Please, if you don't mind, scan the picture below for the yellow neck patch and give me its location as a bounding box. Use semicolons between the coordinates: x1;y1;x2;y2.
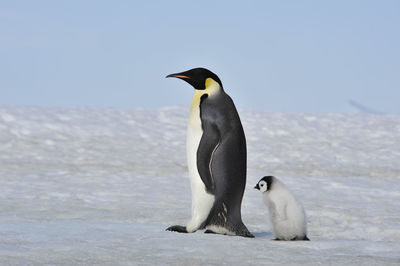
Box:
190;78;221;111
204;78;220;95
205;77;213;88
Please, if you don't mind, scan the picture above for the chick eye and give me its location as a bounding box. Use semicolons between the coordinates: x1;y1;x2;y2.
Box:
260;184;264;187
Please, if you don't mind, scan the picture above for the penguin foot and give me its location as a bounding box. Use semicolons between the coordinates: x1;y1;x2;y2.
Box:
166;225;188;233
273;236;310;241
290;235;310;241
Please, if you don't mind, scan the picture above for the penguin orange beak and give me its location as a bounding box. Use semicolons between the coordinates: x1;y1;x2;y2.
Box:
166;70;199;90
166;74;190;79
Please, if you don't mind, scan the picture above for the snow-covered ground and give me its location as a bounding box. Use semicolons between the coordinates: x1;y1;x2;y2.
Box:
1;106;400;265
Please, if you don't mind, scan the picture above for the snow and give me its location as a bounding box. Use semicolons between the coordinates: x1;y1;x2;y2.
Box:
1;105;400;265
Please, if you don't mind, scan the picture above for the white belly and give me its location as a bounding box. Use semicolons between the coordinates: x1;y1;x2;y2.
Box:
186;92;215;232
267;197;307;240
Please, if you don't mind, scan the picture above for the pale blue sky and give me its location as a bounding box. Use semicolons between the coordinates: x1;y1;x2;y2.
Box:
1;1;399;113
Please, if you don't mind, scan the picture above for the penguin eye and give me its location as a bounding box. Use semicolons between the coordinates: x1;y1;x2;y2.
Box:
260;183;264;187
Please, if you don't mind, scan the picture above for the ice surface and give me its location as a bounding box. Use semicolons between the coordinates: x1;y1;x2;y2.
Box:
0;106;400;265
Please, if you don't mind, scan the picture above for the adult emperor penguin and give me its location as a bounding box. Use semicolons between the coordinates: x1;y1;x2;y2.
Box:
166;67;253;238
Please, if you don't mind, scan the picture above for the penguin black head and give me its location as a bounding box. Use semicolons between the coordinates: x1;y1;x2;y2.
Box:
254;176;274;193
166;67;223;90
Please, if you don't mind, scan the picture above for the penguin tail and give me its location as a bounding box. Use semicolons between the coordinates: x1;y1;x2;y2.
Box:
234;222;254;238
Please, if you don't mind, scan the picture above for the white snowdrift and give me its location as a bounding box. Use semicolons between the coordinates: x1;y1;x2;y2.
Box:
0;106;399;265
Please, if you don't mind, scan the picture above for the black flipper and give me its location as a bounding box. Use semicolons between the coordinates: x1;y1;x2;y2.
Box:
166;225;188;233
197;96;221;194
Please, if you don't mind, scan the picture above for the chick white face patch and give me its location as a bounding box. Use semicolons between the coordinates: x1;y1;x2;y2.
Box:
258;180;268;192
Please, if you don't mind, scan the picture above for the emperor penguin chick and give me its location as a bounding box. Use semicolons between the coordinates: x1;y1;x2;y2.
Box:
255;176;309;241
